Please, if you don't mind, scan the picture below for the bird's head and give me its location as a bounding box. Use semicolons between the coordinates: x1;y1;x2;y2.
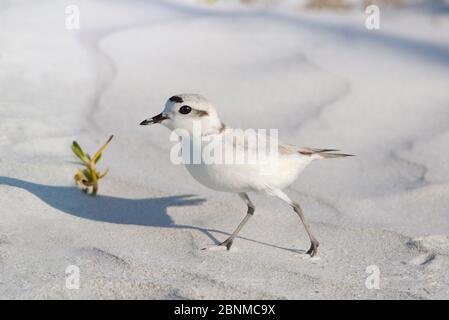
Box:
140;94;224;136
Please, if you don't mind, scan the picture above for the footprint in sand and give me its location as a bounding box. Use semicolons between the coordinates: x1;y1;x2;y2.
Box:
408;235;449;256
407;235;449;268
72;246;130;271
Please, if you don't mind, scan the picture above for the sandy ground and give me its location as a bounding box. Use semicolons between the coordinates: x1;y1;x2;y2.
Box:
1;0;449;299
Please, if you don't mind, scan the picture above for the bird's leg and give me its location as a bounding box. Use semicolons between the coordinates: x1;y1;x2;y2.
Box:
219;193;255;250
272;189;319;257
292;201;319;257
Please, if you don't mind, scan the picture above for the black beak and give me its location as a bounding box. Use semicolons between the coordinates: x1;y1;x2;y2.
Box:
140;113;169;126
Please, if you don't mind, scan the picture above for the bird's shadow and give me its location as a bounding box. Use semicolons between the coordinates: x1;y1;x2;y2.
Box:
0;176;220;240
0;176;305;254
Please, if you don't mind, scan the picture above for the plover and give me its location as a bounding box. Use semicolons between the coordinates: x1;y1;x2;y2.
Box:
140;94;352;256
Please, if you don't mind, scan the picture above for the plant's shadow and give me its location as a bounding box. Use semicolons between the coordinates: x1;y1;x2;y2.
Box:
0;176;304;254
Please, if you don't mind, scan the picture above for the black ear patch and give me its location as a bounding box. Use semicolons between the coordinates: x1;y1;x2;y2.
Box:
169;96;184;103
196;110;209;117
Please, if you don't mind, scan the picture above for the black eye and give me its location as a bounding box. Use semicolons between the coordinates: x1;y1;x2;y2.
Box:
179;105;192;115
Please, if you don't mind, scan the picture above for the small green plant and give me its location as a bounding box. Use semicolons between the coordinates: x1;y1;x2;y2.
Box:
71;135;114;196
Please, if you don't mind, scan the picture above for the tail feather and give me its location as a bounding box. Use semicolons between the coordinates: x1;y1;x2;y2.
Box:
298;147;354;158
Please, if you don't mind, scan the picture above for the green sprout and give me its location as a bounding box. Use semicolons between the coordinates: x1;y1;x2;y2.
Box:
71;135;114;196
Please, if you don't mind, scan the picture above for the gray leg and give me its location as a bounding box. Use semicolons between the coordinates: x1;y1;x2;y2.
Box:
219;193;255;250
292;201;319;257
272;189;319;257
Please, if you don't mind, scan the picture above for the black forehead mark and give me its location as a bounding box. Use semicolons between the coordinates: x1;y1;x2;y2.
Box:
169;96;183;103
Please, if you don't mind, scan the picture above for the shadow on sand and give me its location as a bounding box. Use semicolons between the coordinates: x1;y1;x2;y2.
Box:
0;176;304;254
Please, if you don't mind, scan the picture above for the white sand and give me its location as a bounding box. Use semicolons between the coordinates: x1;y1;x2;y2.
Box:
1;0;449;299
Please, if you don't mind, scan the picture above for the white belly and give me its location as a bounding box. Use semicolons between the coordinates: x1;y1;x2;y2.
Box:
185;155;311;193
185;162;259;192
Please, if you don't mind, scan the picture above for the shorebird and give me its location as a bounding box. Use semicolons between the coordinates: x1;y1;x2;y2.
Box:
140;94;352;256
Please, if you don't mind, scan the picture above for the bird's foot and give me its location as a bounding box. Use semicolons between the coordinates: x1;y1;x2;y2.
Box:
202;238;234;251
306;240;319;257
201;239;234;251
219;238;234;251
